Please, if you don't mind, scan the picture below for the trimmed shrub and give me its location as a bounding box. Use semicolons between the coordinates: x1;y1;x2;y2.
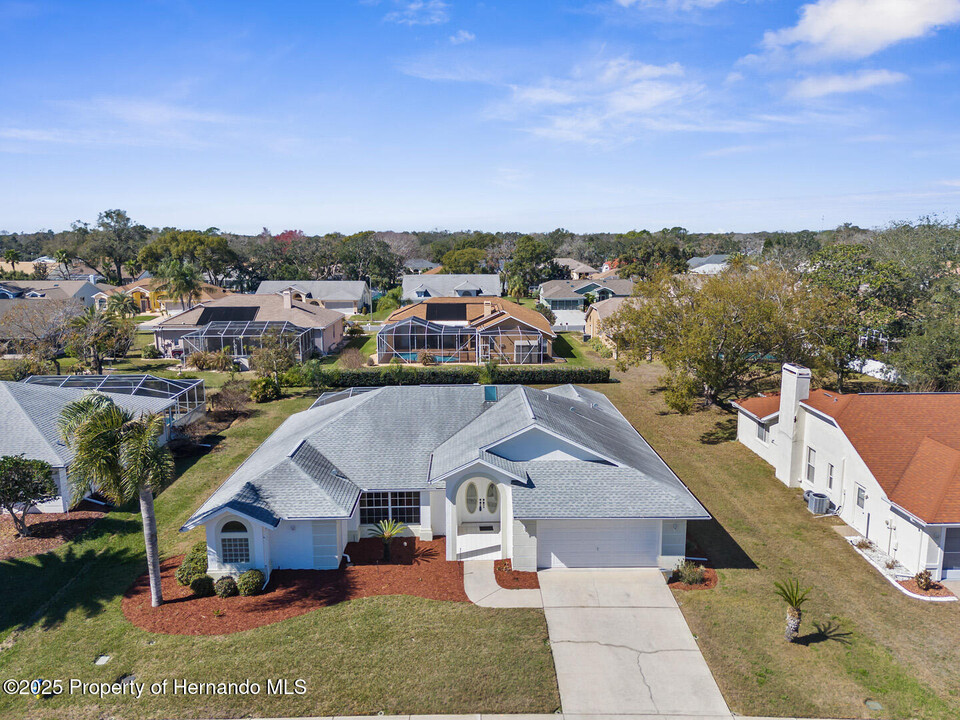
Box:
672;560;706;585
237;569;266;597
189;574;215;597
249;377;282;403
915;569;933;591
175;542;209;586
214;576;239;598
142;344;162;359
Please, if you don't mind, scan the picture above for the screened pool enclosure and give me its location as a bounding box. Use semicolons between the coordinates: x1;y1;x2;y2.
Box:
179;321;313;360
376;316;548;364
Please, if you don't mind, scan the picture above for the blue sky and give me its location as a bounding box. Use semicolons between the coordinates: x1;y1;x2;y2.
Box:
2;0;960;234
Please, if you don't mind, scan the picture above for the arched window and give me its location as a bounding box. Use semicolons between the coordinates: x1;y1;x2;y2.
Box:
465;482;478;514
486;483;499;514
221;520;250;564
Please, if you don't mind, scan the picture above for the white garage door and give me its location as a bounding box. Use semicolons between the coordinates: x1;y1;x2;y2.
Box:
537;520;660;569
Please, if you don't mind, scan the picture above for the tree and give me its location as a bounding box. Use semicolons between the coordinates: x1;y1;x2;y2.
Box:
67;306;130;374
154;259;204;311
504;235;553;290
54;249;73;279
610;265;827;410
507;275;526;301
441;247;488;274
4;248;21;272
138;229;238;286
614;230;687;279
91;209;148;284
889;278;960;390
0;456;56;537
338;231;402;289
32;262;48;279
376;286;403;315
60;395;174;607
1;298;84;373
105;292;139;318
774;578;811;643
249;330;297;387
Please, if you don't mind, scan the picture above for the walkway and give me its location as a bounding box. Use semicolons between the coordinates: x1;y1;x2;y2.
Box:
462;560;542;608
539;569;731;718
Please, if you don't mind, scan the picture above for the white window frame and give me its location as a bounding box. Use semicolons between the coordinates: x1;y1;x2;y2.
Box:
827;463;834;490
756;421;769;443
856;486;866;509
360;491;421;525
805;447;816;484
220;520;250;564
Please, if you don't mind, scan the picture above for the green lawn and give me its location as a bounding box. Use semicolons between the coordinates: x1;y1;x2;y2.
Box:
0;394;558;719
596;364;960;720
552;332;600;367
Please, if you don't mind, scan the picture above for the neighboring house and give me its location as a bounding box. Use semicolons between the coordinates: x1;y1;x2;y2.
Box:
584;296;634;354
401;273;501;302
590;268;622;280
554;257;599;280
734;364;960;581
153;291;344;360
687;254;729;275
377;297;556;365
93;277;232;314
181;384;709;579
0;377;203;512
255;280;372;315
404;259;439;274
538;278;634;312
0;280;102;306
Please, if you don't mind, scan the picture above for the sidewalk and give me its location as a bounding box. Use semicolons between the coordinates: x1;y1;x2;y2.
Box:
462;560;542;608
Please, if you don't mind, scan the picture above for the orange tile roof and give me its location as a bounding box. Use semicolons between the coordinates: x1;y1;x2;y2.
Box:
737;389;960;523
386;297;555;336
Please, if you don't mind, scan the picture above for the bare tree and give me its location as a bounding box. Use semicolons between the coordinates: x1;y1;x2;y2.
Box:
1;299;84;373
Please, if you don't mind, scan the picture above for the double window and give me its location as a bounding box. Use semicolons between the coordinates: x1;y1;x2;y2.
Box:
827;463;835;490
805;447;816;483
220;520;250;564
756;421;769;443
359;491;421;525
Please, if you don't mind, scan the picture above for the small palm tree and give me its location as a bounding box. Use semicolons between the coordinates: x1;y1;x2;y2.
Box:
105;292;139;318
507;275;525;302
4;248;21;273
155;259;203;311
370;518;408;563
774;578;811;643
60;394;174;607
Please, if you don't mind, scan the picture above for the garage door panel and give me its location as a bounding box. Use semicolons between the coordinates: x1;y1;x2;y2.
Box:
537;520;660;568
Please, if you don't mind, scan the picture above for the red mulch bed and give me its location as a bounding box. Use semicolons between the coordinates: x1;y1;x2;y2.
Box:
667;565;718;591
122;537;468;636
494;559;540;589
0;506;105;561
898;578;955;598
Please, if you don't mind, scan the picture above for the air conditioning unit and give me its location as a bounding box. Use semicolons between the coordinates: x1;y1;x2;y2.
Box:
807;492;830;515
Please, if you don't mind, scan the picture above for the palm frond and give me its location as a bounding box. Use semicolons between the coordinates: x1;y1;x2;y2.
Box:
774;577;811;610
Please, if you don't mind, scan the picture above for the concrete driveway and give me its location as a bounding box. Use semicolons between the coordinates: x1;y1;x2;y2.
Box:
539;569;730;718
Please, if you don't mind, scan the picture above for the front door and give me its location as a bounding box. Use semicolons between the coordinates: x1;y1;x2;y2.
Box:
942;528;960;580
456;478;501;560
853;484;870;536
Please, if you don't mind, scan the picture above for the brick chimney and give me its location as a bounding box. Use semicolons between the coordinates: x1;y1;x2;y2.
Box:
282;289;293;310
775;363;811;487
483;300;493;317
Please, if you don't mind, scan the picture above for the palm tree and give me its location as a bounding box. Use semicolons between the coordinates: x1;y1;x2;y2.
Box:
105;292;138;318
774;578;811;642
370;518;407;562
4;248;21;273
155;259;203;311
60;394;174;607
507;275;525;302
69;306;117;374
54;249;73;279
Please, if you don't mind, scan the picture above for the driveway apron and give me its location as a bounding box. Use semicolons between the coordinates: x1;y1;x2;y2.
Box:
538;569;730;718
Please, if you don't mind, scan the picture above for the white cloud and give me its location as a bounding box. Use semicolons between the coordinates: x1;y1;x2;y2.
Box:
384;0;449;26
763;0;960;61
788;68;908;98
449;29;475;44
702;143;765;157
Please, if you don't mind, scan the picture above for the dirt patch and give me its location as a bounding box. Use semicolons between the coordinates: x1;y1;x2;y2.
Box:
898;578;955;598
122;537;468;635
668;565;719;591
0;507;105;561
494;559;540;589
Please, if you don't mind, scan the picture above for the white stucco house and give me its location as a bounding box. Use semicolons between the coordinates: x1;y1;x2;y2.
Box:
734;364;960;581
181;384;709;580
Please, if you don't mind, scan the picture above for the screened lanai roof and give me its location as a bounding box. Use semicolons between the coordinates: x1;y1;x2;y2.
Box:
181;320;309;339
23;374;205;421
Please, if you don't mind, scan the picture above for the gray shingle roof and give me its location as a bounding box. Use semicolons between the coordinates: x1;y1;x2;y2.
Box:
539;278;634;300
255;280;370;302
688;254;729;270
402;274;501;300
0;381;176;468
183;382;708;528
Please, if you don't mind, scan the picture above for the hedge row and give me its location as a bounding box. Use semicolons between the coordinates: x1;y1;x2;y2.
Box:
305;364;610;388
